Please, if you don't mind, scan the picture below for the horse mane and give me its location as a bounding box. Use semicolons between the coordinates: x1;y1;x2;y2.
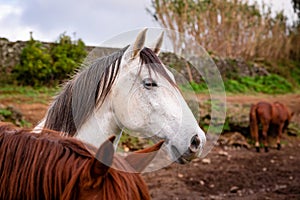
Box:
140;47;176;87
43;46;176;136
44;46;129;135
0;123;150;200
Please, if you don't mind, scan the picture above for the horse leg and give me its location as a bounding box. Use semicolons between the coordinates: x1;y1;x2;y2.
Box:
277;123;284;150
262;124;269;152
253;127;260;152
250;104;260;152
254;137;260;153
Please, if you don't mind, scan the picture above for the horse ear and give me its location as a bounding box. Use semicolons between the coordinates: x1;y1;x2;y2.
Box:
125;140;164;172
91;136;116;177
151;31;164;55
131;28;147;58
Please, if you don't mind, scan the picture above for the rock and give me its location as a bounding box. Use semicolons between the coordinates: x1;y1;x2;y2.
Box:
193;163;199;167
262;167;267;172
275;185;287;190
177;173;184;178
218;132;250;148
218;150;229;156
230;186;239;193
123;146;130;152
287;122;300;136
201;158;211;164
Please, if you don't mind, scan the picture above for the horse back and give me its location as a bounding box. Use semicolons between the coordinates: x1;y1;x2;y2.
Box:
255;102;273;124
273;102;291;122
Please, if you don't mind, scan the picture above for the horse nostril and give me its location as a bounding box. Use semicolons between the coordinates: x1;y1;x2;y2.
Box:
189;134;201;153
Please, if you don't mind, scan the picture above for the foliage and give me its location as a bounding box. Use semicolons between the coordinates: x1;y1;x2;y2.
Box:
180;81;208;93
50;34;87;81
0;109;12;117
0;107;31;128
290;60;300;85
225;74;294;94
182;74;294;94
13;38;53;86
291;0;300;26
149;0;300;61
13;33;86;86
118;132;154;151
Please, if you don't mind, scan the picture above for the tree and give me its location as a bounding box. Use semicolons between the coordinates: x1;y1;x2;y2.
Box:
13;36;53;86
292;0;300;25
50;33;87;81
149;0;294;61
13;32;87;86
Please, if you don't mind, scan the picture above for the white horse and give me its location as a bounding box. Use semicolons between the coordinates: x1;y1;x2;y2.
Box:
35;29;206;164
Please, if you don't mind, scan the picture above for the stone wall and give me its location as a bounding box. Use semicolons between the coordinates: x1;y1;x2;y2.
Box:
0;38;26;75
0;38;119;83
0;37;269;84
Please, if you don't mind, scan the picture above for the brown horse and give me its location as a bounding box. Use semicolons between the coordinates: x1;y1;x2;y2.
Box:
0;122;164;200
250;101;293;152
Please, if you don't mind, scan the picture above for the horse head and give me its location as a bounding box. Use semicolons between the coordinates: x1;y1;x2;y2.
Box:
109;29;206;163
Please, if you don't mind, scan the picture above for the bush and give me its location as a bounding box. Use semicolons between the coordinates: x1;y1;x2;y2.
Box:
50;33;87;81
13;39;53;86
13;33;87;86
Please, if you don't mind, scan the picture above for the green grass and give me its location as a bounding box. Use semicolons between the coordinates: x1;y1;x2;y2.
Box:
117;132;154;151
0;84;58;104
181;74;295;94
0;107;32;128
180;81;208;93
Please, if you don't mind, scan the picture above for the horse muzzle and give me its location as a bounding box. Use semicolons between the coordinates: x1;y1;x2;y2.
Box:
171;134;205;164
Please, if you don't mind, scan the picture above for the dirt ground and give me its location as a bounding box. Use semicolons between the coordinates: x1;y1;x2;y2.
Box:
1;93;300;200
143;136;300;200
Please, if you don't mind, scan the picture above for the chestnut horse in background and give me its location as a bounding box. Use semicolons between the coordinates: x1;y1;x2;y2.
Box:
250;102;293;152
0;122;163;200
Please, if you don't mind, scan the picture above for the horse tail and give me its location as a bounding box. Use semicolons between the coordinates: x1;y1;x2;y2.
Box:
249;104;259;141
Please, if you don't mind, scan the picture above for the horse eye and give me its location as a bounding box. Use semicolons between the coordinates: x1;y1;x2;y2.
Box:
143;78;158;89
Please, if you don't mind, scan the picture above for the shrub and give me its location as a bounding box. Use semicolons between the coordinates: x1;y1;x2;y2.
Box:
13;39;53;86
13;33;87;86
50;33;87;81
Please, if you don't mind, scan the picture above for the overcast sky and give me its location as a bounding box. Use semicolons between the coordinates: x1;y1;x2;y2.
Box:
0;0;297;46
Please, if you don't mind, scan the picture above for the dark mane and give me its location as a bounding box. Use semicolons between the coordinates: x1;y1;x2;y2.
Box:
44;46;129;135
140;47;176;87
0;123;150;200
43;46;177;136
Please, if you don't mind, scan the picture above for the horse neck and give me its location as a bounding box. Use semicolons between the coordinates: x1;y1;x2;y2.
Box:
76;97;122;147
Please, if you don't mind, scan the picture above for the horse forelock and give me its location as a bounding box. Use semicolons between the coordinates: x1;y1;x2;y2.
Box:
0;126;150;200
139;47;177;88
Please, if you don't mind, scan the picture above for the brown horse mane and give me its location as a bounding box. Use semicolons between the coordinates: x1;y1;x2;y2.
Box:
0;122;151;200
